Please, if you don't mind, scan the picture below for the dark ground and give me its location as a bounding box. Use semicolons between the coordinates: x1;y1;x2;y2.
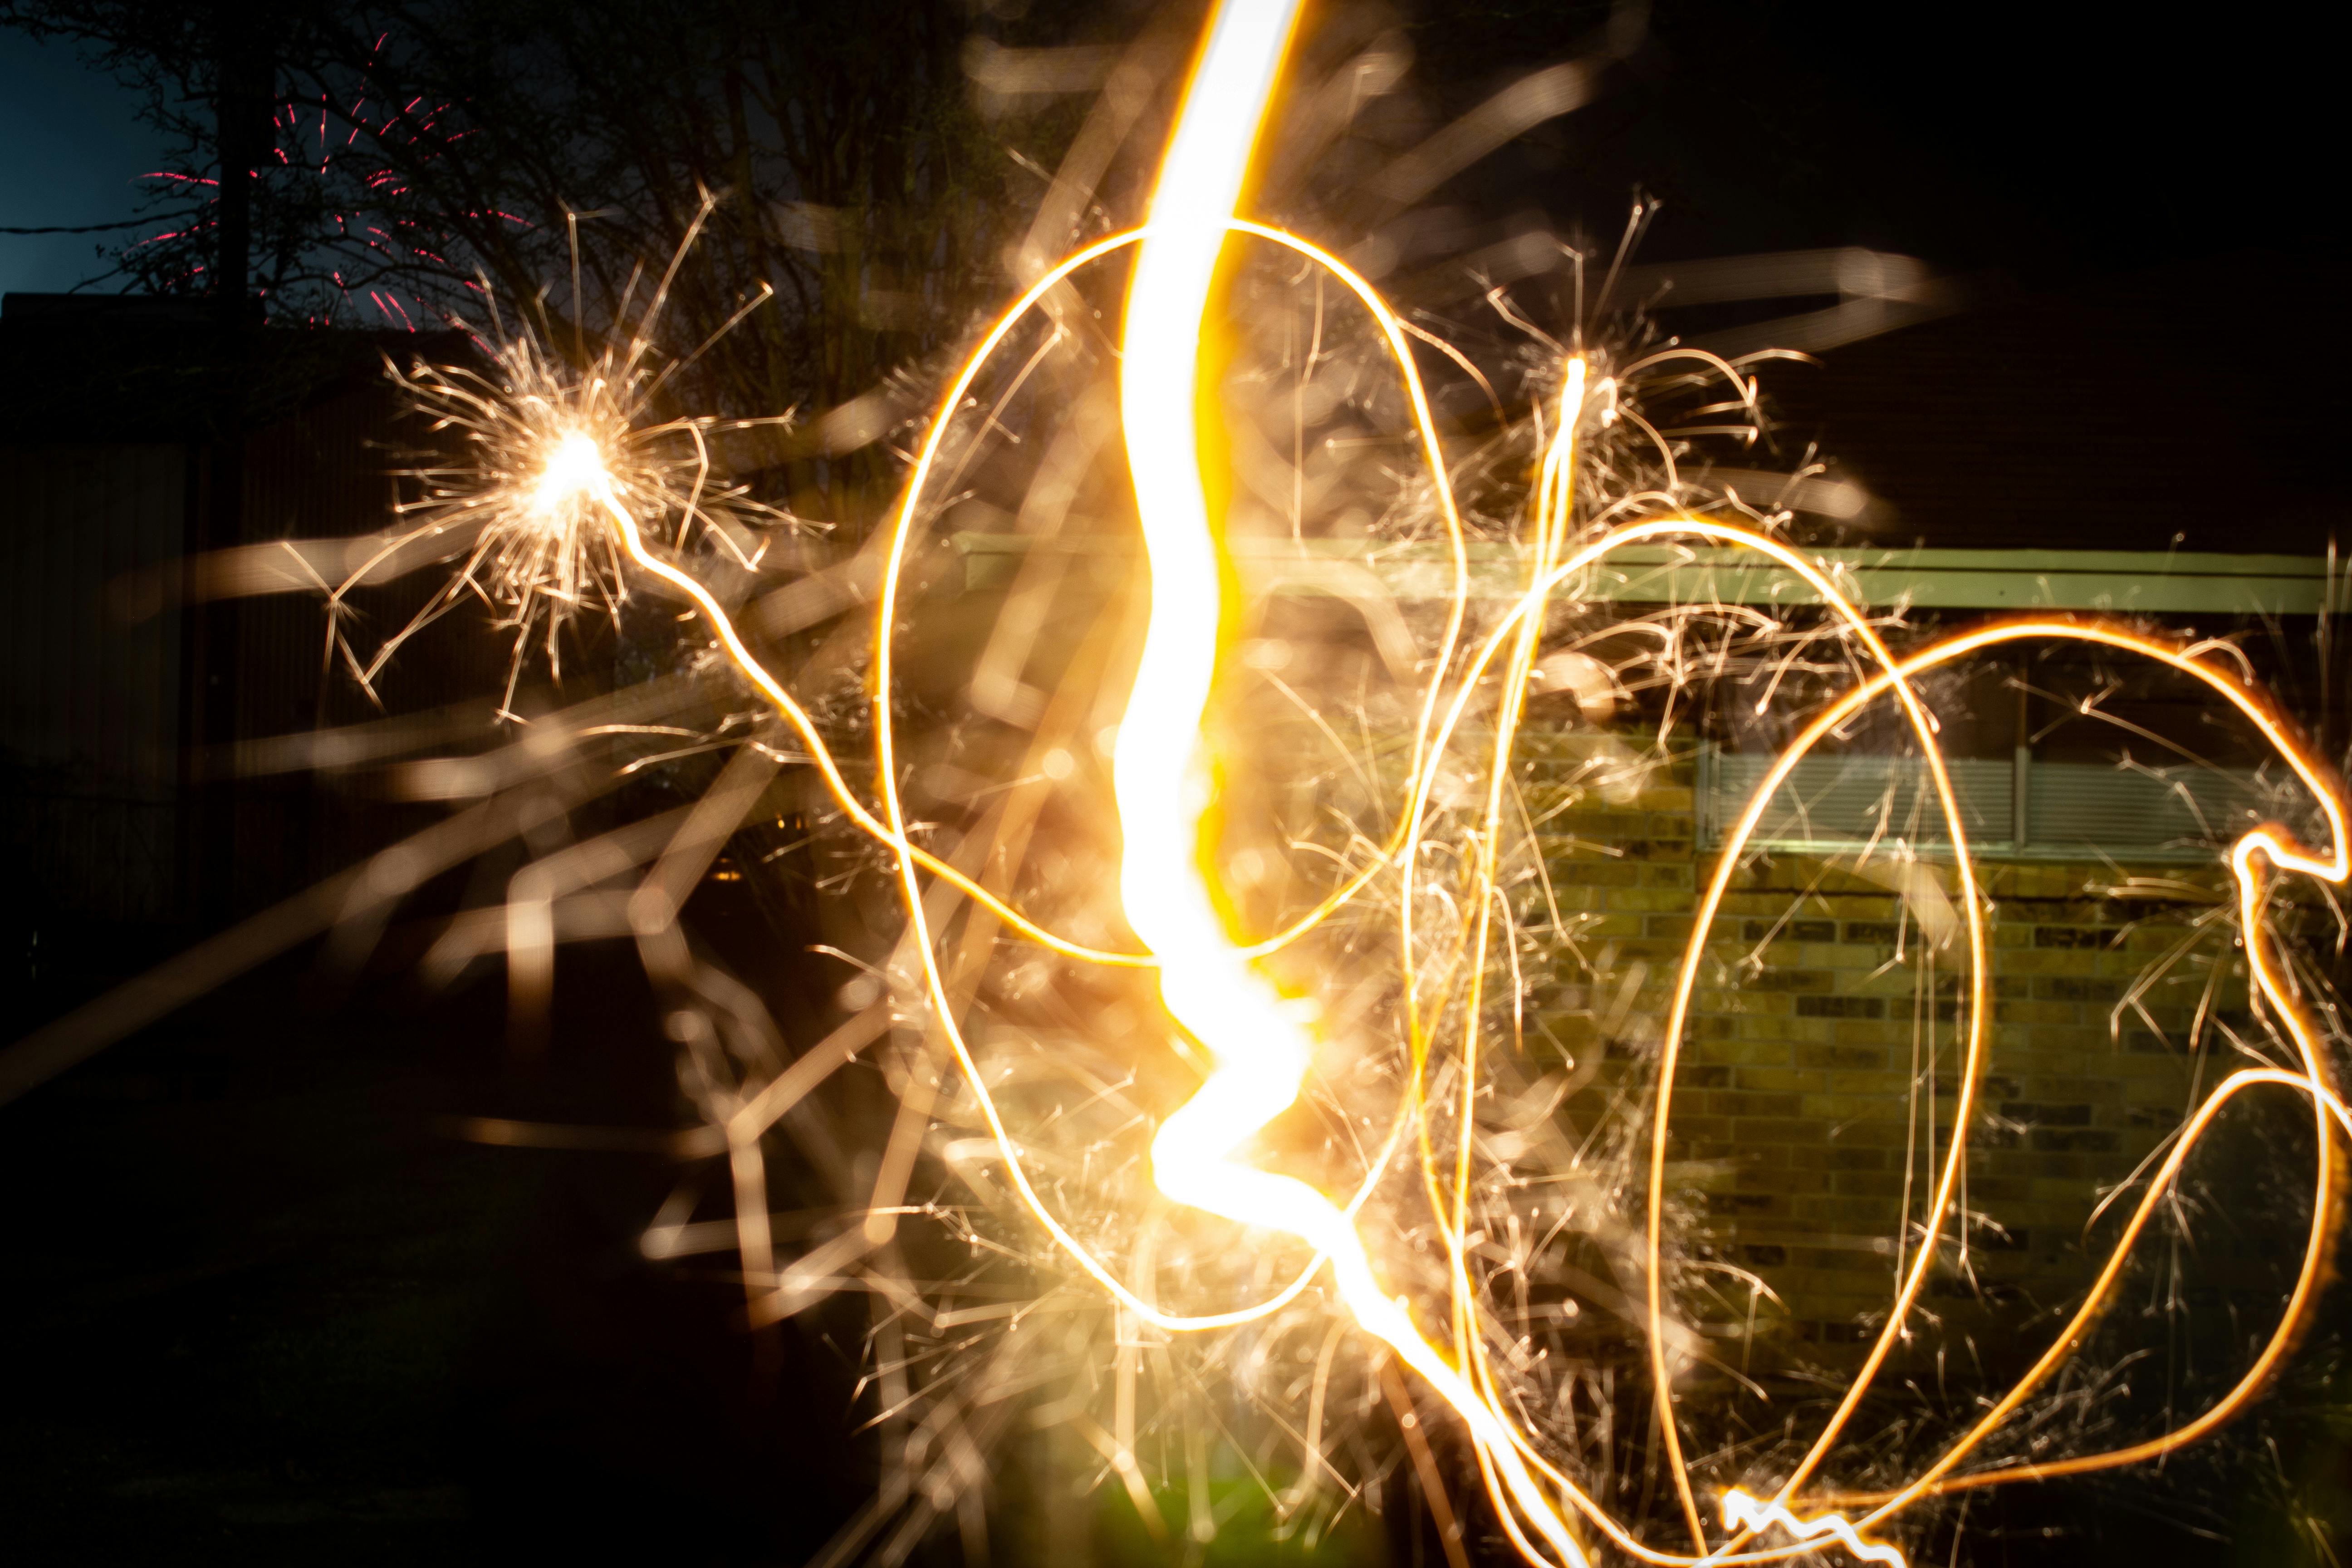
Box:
0;926;872;1567
2;966;514;1564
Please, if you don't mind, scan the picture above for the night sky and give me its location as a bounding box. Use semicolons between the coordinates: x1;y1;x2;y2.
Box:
0;28;169;297
4;4;2340;548
1399;1;2344;283
1;6;2340;294
1;7;2346;1566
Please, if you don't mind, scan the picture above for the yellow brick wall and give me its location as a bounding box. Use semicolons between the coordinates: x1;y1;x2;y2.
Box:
1518;737;2277;1369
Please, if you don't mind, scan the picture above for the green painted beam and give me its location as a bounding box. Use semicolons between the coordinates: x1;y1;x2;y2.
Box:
950;533;2336;615
1575;545;2333;615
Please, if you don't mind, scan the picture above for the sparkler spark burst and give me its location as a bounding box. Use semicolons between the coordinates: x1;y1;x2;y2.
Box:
232;4;2350;1563
357;206;796;716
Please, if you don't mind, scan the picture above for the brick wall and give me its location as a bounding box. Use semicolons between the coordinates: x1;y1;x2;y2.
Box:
1517;735;2279;1372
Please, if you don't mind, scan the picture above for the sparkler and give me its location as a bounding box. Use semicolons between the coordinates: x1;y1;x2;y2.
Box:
365;199;795;718
50;1;2345;1561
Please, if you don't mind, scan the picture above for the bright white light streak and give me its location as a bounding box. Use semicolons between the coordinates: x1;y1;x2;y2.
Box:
1112;9;1607;1568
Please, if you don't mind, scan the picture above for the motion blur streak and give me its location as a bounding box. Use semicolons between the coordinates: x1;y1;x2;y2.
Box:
346;0;2352;1561
551;402;2352;1568
1105;10;1604;1568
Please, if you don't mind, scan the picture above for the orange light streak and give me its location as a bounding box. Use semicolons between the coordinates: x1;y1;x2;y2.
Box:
472;3;2352;1560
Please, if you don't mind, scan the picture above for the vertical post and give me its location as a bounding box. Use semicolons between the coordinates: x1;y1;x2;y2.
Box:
185;7;271;921
1693;737;1714;852
2012;744;2031;854
214;12;258;339
2011;653;2032;852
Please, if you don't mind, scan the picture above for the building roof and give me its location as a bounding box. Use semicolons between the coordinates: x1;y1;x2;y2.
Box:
0;292;459;443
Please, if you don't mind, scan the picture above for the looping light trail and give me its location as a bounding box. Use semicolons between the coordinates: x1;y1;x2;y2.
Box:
450;1;2351;1561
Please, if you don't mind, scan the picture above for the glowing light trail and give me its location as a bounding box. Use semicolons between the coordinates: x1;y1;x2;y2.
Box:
1719;1490;1905;1568
433;2;2351;1559
1103;7;1610;1565
548;388;2349;1564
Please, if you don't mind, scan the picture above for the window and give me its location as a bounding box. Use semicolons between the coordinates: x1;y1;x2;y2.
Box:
1697;743;2284;862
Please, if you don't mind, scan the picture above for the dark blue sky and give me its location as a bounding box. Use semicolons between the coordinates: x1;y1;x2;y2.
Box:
0;7;2339;301
0;29;171;298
